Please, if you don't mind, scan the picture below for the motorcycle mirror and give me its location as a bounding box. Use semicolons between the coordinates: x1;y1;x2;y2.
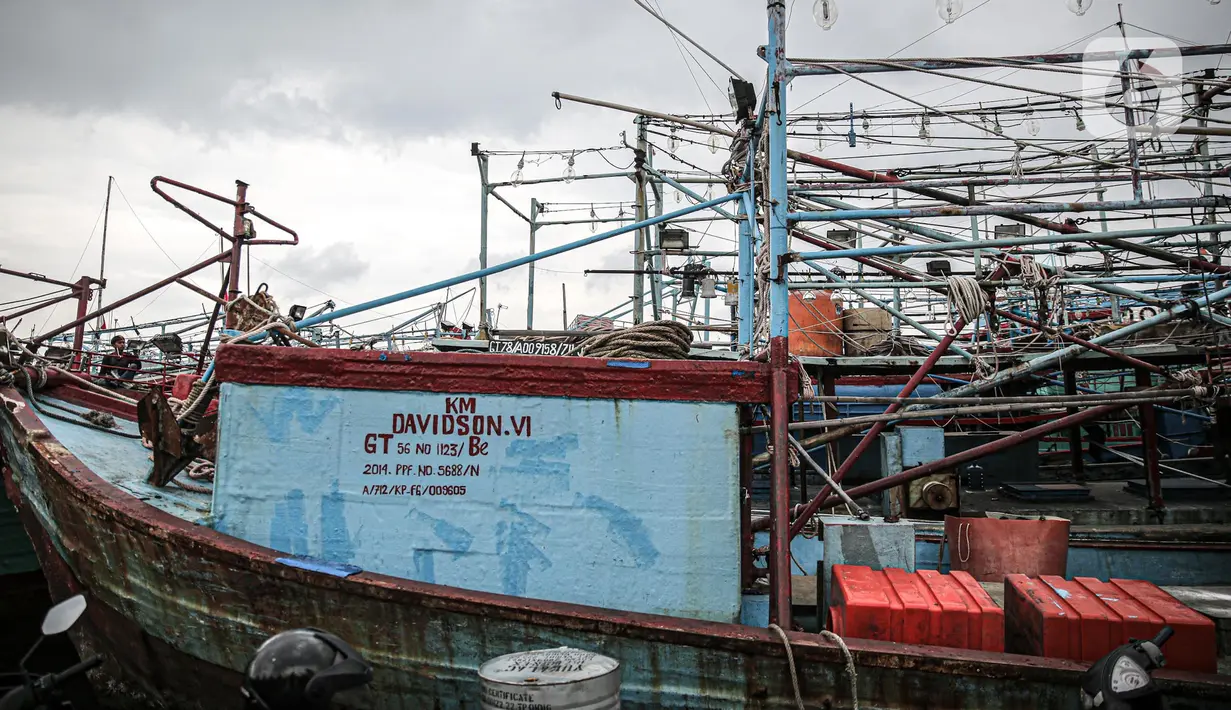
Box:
41;595;87;636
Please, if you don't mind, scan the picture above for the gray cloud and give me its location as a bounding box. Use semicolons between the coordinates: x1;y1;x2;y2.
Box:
269;241;369;292
0;0;732;141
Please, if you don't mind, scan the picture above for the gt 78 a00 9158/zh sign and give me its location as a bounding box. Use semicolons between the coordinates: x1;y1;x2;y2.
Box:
488;339;575;356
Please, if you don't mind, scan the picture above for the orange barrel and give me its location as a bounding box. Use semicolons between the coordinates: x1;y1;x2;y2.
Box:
788;292;843;357
944;514;1070;582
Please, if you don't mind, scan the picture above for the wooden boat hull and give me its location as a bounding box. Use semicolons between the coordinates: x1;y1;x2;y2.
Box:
3;387;1230;710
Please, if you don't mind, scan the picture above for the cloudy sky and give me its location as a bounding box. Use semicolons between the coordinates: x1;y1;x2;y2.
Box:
1;0;1225;344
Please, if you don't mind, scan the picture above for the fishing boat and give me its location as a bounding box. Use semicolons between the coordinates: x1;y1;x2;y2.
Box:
5;1;1231;707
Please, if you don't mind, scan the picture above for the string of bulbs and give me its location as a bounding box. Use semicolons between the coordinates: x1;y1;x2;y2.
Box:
811;0;1221;31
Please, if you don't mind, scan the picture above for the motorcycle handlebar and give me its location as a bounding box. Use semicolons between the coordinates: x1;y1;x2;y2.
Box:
50;655;102;687
1151;627;1174;647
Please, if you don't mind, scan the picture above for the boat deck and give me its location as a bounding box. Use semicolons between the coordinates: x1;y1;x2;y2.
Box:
36;396;211;524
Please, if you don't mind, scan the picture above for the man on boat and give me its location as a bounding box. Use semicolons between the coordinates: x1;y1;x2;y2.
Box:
98;334;142;387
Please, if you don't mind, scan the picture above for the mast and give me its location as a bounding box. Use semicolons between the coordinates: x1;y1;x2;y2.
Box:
96;176;112;328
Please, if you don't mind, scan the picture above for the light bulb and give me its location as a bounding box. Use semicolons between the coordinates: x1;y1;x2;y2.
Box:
993;114;1003;135
1026;117;1041;136
919;114;933;145
1067;0;1093;15
936;0;963;23
675;189;682;204
1075;112;1087;132
815;119;825;151
589;205;597;233
861;113;870;132
669;127;681;151
563;154;576;183
708;133;723;154
813;0;839;30
511;154;525;187
704;185;713;200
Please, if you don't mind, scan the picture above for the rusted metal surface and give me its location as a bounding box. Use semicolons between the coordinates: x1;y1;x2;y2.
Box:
136;391;194;487
809;401;1142;511
1137;369;1166;514
213;345;780;404
3;385;1231;709
768;336;793;626
32;251;233;345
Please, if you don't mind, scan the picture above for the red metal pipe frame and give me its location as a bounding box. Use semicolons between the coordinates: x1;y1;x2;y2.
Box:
227;181;249;326
197;267;230;375
33;251;233;345
779;229;1168;536
807;400;1141;510
1;291;80;322
784;257;1009;538
1136;369;1165;513
70;277;92;370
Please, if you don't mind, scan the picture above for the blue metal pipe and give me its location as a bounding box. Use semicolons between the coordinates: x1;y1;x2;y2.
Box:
644;167;737;221
738;192;755;346
917;282;1231;404
797;194;1171;307
795;222;1230;261
199;193;742;382
788;196;1225;225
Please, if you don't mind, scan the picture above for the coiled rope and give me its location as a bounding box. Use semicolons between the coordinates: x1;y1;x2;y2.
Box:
945;276;988;334
574;320;693;360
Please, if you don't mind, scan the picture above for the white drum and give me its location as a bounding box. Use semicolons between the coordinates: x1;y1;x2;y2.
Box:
478;647;621;710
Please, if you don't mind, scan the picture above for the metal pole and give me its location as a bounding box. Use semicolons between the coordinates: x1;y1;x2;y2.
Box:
808;400;1149;509
648;140;664;320
1064;367;1085;481
70;277;91;370
97;176;112;328
196;267;230;375
1136;368;1165;515
634;120;649;324
786;259;1009;539
35;251;234;344
529;198;539;329
561;283;568;329
740;406;755;590
800;193;1170;308
765;0;792;628
1119;56;1144;202
738;193;755;347
475;147;491;338
1090;145;1120;323
225;181;248;327
968;184;981;276
1198;69;1220;263
924;282;1231;403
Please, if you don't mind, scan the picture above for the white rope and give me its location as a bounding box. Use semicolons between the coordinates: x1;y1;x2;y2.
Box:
944;276;987;335
767;624;804;710
1018;254;1059;291
820;629;860;710
1010;143;1024;179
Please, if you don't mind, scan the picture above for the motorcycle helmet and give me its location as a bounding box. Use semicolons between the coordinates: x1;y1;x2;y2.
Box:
241;628;373;710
